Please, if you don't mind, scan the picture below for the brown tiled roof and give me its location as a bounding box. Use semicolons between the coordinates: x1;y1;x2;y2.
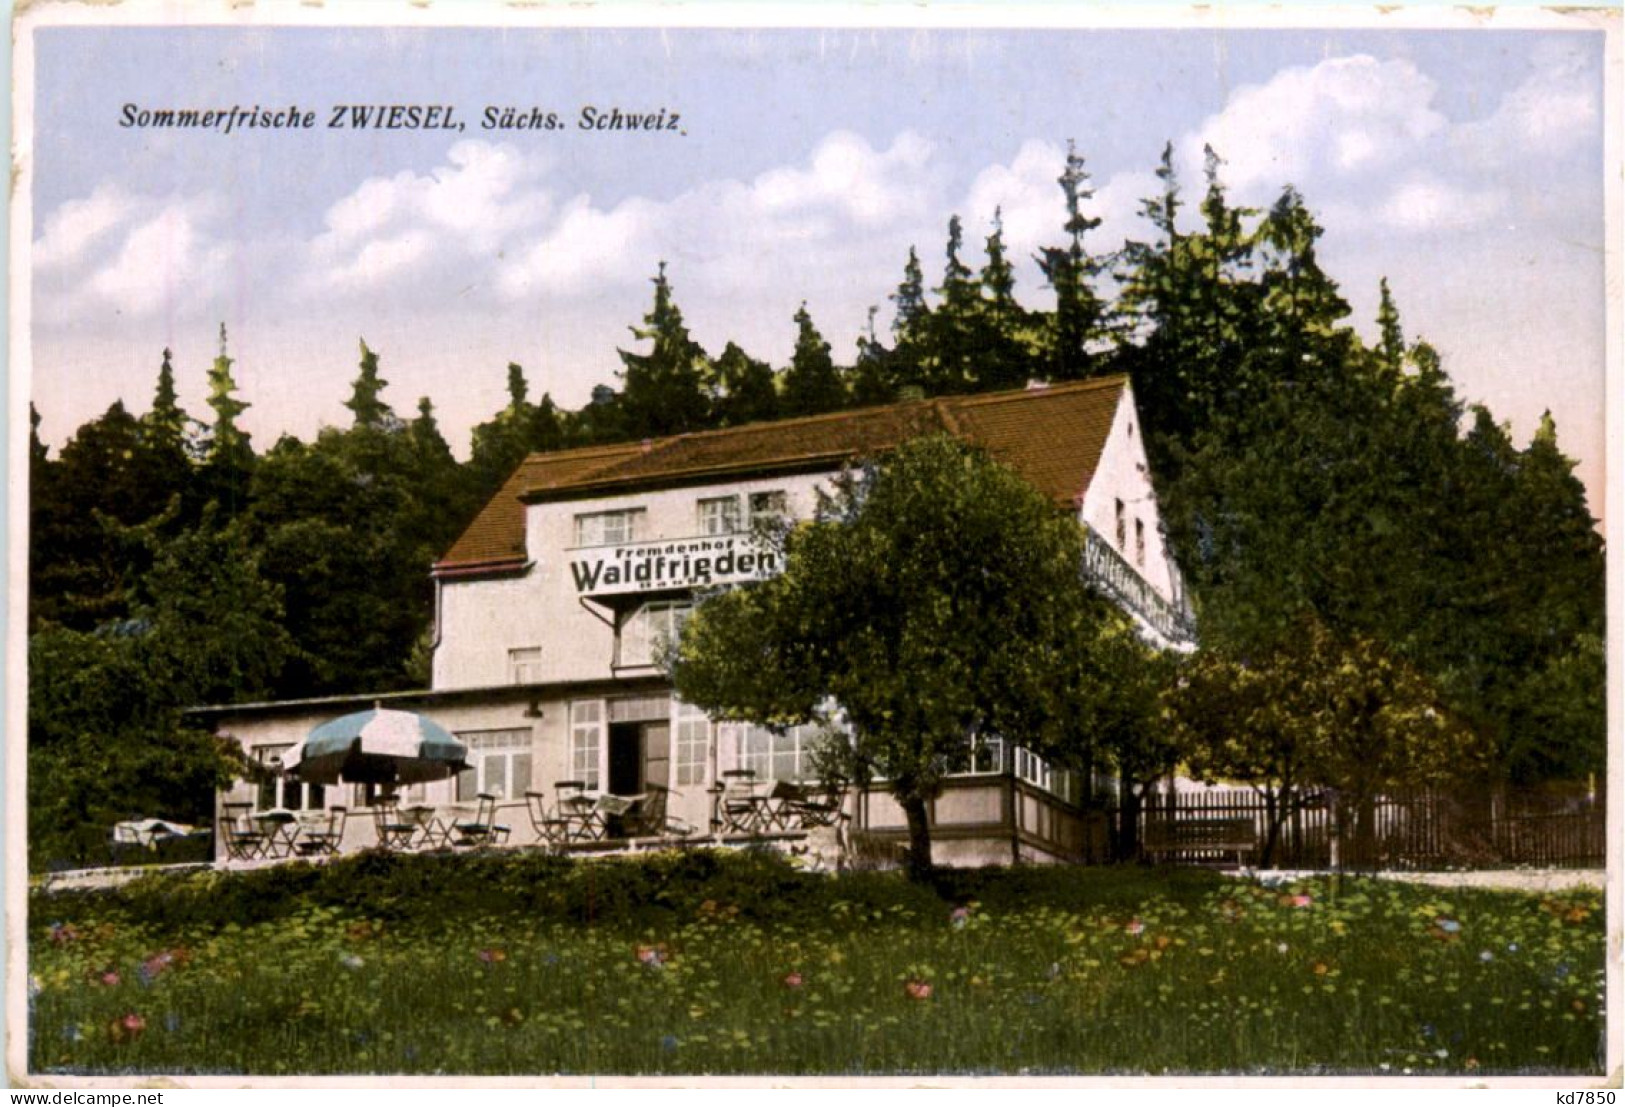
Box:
435;377;1127;574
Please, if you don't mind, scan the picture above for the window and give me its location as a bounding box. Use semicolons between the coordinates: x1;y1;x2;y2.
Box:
509;646;544;684
697;496;742;535
620;600;693;667
456;728;533;802
569;701;603;790
748;490;788;525
966;735;1006;774
740;723;820;782
1115;498;1126;549
1134;519;1146;568
674;701;710;787
574;509;644;547
352;782;397;809
253;745;326;812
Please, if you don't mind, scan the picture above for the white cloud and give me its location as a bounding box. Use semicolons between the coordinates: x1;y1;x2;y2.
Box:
32;183;136;271
32;190;231;324
1378;176;1506;233
1454;43;1599;168
1182;55;1446;198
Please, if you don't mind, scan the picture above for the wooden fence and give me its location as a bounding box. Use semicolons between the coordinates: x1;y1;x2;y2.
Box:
1132;783;1606;870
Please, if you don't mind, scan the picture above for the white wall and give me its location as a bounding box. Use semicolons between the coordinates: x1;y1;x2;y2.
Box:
433;472;830;690
1076;383;1186;606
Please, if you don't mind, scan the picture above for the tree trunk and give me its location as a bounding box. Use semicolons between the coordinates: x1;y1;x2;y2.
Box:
899;793;935;881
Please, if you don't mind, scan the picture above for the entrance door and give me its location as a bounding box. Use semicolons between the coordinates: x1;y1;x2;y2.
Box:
608;721;672;795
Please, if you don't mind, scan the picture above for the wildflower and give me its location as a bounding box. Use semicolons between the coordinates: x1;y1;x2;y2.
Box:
1506;942;1519;953
62;1025;84;1043
1434;1049;1449;1060
108;1013;145;1044
1276;942;1289;955
138;951;175;985
1479;950;1494;962
1290;894;1312;908
1434;918;1462;933
1125;918;1145;936
781;971;804;989
949;905;971;930
47;922;78;945
477;948;507;964
98;969;121;987
636;943;669;968
904;979;933;1001
1045;962;1062;981
1312;962;1330;976
1464;1057;1480;1072
339;953;364;970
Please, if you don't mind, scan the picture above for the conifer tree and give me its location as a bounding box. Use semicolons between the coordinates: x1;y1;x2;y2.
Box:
1376;278;1405;374
1037;141;1107;381
780;303;846;417
850;306;898;407
617;262;712;438
146;347;189;453
206;324;251;462
886;248;930;396
975;208;1040;391
345;338;396;430
712;341;779;427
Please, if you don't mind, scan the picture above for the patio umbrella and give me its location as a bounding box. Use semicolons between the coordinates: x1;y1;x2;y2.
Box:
285;705;470;786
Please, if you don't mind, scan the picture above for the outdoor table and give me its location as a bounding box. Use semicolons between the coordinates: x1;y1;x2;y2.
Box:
372;802;419;851
595;793;643;840
551;782;603;842
254;809;299;859
400;804;451;850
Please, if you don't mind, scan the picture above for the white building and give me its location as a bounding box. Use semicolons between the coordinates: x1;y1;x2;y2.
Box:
198;376;1192;866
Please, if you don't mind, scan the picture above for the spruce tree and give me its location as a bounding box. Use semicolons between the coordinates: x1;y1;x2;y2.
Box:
345;338;396;430
206;324;251;462
1037;141;1107;381
1376;278;1406;374
617;262;712;438
780;303;846;418
975;208;1040;391
712;341;779;427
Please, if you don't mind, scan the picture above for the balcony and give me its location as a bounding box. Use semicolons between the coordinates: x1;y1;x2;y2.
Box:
1081;524;1196;647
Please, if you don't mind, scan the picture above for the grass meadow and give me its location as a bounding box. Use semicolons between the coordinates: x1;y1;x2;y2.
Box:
26;850;1607;1076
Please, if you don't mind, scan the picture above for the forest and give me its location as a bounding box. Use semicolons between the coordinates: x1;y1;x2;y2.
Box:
25;143;1606;870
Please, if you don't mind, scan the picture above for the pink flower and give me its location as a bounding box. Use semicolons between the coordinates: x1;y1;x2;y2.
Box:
1125;918;1146;936
47;923;78;945
904;979;933;1001
99;970;121;987
108;1013;145;1044
781;971;804;989
636;943;669;968
949;906;971;929
1290;894;1313;908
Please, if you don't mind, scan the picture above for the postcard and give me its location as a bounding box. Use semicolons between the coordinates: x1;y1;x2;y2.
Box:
8;1;1620;1090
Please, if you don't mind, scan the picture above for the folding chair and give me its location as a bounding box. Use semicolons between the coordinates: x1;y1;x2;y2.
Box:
220;802;266;861
451;793;511;848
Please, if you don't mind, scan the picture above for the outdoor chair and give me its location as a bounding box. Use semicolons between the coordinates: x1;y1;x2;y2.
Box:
451;793;512;849
785;782;847;829
551;781;602;842
623;784;688;839
220;802;267;861
294;806;348;856
370;796;419;851
713;770;766;835
525;791;556;845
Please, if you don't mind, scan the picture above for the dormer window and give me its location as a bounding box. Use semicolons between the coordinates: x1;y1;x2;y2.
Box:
575;508;644;547
697;496;742;536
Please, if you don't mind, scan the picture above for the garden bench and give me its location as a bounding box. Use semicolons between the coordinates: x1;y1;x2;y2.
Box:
1143;816;1256;868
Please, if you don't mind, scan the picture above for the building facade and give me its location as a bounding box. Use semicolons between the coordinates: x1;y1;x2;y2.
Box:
200;377;1193;866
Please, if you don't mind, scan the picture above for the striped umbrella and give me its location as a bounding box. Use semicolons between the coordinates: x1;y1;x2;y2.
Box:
285;705;470;785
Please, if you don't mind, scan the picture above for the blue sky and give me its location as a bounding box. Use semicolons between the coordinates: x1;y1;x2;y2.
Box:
25;21;1609;510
